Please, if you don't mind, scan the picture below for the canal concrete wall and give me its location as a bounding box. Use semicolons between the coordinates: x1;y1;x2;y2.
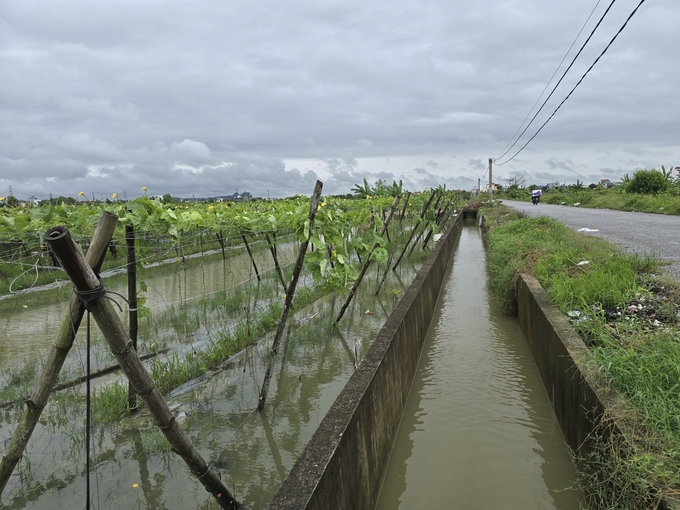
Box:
516;274;604;453
516;273;680;510
267;213;466;510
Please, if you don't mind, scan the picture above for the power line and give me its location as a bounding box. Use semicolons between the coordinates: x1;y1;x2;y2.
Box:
495;0;604;160
496;0;648;166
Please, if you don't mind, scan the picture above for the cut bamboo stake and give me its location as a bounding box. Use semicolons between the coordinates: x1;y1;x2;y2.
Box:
335;195;401;325
241;234;261;282
126;224;139;412
0;211;118;496
408;190;443;256
397;191;411;232
265;233;287;293
392;189;437;271
216;231;226;260
258;180;323;410
43;226;238;510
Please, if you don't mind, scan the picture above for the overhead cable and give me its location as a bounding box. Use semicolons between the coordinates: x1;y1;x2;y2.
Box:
495;0;604;160
496;0;647;166
495;0;619;162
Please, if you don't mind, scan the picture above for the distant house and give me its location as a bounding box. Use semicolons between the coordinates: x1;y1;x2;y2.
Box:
480;183;501;192
598;179;615;189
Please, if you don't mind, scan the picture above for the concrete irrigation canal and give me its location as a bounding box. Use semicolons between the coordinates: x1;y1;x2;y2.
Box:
374;225;582;509
269;215;585;509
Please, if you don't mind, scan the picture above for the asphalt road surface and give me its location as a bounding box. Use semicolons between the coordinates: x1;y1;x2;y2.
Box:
500;200;680;282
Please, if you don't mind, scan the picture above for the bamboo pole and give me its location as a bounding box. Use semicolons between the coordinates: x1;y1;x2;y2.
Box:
0;211;118;496
258;180;323;410
408;189;443;256
43;226;238;510
126;224;139;412
0;348;169;409
392;189;437;271
216;231;226;260
335;195;400;325
241;234;261;282
265;233;287;293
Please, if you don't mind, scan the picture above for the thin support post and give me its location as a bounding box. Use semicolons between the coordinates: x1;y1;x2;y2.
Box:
335;195;400;325
241;234;261;282
258;180;323;410
126;224;139;412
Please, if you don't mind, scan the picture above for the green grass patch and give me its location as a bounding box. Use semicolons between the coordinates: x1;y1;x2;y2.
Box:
482;204;680;507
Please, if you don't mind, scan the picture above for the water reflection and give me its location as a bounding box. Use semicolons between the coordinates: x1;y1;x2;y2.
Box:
1;251;418;509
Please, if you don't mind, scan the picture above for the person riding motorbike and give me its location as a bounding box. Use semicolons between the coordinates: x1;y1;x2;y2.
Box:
531;188;542;205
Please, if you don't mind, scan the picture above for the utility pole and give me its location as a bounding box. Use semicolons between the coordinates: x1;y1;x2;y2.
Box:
477;178;480;196
488;158;493;201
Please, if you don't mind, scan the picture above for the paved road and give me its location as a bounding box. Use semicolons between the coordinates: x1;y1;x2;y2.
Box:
500;200;680;281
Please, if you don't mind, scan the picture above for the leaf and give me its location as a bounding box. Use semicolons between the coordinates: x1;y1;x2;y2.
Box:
373;247;389;262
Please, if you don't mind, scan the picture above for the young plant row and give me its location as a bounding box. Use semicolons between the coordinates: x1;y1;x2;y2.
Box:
0;191;445;296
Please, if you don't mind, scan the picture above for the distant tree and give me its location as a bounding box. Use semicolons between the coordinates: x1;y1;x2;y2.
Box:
588;183;597;189
162;193;173;203
660;165;675;183
351;179;373;198
505;173;526;189
51;195;77;205
4;195;20;207
625;169;669;195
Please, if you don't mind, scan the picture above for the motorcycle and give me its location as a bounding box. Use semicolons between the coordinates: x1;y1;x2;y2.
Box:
531;195;540;205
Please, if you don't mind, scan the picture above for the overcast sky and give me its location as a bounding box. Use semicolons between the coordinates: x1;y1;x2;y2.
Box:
1;0;678;200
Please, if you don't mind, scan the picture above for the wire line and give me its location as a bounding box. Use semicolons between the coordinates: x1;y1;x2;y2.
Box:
496;0;647;165
495;0;619;162
495;0;604;160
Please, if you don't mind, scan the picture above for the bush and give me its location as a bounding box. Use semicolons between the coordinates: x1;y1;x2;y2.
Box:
625;169;669;195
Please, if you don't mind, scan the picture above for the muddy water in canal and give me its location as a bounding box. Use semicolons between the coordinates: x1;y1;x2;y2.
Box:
375;226;584;509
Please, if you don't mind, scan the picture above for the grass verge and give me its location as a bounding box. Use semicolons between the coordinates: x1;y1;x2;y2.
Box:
482;203;680;508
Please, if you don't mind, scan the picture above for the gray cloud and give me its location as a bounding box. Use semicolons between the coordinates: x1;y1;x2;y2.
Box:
1;0;679;199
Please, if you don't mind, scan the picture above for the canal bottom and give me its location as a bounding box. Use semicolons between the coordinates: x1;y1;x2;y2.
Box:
375;225;584;509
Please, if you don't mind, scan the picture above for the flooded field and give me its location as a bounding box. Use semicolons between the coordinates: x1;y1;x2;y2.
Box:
0;236;422;509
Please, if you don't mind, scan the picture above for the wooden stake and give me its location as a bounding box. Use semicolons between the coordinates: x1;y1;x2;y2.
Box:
392;189;436;271
241;234;261;282
335;195;401;325
126;224;139;412
265;233;287;293
258;180;323;410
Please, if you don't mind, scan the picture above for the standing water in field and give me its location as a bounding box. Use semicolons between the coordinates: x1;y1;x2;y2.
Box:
375;226;583;509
